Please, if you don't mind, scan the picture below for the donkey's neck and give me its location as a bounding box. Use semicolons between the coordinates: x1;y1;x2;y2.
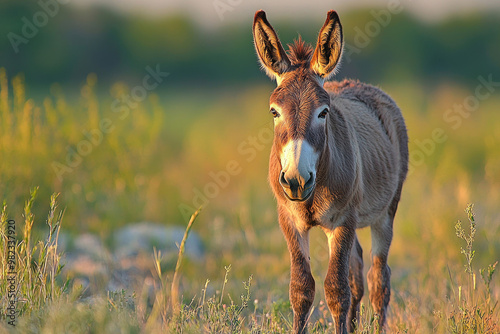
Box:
317;109;358;207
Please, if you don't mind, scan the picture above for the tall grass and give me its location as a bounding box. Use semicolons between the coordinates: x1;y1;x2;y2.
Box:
0;69;499;332
0;68;173;233
170;207;202;313
0;188;66;322
1;191;497;332
447;204;498;333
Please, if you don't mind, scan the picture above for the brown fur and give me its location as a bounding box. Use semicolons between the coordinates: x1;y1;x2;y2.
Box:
347;236;364;332
287;37;314;65
253;10;408;334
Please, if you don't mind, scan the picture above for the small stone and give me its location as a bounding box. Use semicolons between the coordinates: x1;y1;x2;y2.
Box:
113;222;203;260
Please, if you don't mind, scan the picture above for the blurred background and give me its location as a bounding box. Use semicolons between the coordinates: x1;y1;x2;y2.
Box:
1;0;499;327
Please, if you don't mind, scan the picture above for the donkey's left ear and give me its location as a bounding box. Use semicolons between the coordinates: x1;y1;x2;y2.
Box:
311;10;343;80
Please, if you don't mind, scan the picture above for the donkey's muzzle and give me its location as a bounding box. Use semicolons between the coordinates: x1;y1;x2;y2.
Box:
279;171;315;201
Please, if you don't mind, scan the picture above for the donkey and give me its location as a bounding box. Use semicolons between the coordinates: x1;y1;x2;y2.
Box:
252;10;408;334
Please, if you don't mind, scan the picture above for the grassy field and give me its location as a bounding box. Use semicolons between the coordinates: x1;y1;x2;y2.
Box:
0;69;499;333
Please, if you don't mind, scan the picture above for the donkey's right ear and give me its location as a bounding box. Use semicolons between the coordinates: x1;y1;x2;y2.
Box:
253;10;291;81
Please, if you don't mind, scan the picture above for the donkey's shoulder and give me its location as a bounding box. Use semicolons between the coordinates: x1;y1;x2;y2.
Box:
325;79;407;150
324;79;396;109
325;79;403;127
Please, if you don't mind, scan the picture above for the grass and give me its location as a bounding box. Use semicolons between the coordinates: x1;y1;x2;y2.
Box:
0;69;499;332
0;190;498;333
447;205;498;334
0;188;67;319
170;207;202;313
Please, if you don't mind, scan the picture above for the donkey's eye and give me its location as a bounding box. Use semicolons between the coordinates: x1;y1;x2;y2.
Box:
270;108;280;118
318;108;329;119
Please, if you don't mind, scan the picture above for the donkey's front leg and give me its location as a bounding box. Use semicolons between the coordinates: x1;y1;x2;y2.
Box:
279;209;315;334
323;224;356;334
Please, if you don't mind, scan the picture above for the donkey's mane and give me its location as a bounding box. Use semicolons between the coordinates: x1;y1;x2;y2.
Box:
287;37;313;65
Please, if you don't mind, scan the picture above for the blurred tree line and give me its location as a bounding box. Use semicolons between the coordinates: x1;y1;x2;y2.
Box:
1;1;499;90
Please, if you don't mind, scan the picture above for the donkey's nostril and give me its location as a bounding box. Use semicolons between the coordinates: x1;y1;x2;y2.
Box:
280;171;302;192
279;171;288;187
304;172;314;189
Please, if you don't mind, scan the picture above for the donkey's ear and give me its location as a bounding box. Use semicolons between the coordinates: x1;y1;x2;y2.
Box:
253;10;291;81
311;10;343;80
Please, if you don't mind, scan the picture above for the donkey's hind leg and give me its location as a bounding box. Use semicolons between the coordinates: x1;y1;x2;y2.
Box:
347;234;364;333
367;213;393;328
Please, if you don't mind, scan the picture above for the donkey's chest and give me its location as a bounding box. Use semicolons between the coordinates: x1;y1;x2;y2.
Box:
285;201;350;231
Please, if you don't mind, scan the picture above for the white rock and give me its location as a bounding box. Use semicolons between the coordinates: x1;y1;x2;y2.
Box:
113;222;203;260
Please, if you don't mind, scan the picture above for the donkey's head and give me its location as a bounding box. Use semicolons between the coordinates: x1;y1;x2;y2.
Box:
253;10;343;202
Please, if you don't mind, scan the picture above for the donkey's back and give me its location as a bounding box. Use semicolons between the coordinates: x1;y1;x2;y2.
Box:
326;79;408;228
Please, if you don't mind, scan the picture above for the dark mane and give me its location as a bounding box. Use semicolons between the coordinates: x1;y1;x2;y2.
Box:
287;37;313;65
